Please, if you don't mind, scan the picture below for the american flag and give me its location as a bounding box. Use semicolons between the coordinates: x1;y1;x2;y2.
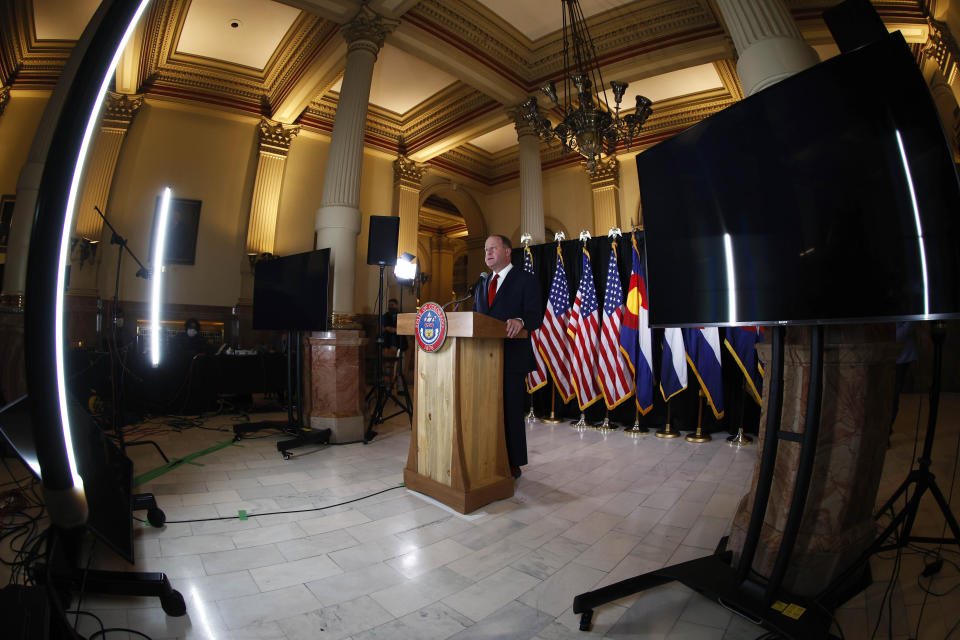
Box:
567;246;601;410
597;243;634;409
538;246;574;402
524;247;548;393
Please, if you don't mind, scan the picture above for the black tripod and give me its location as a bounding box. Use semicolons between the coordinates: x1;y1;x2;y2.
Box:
819;320;960;603
366;264;413;443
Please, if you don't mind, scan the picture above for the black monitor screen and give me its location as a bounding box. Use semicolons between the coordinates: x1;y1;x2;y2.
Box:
638;32;960;328
0;396;135;564
253;249;330;331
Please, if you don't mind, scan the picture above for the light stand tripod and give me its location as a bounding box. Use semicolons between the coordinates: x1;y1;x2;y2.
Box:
819;320;960;604
366;265;413;443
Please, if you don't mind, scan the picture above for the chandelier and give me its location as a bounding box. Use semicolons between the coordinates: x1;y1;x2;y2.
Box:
520;0;653;173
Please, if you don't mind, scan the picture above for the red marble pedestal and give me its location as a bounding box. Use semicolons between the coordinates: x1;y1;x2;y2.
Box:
306;329;367;443
727;325;900;597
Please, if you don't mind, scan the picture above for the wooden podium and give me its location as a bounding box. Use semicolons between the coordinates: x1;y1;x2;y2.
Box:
397;311;521;514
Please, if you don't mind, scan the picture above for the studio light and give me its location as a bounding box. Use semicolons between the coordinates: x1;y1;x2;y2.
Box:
519;0;653;174
150;185;172;367
395;251;417;281
51;0;152;500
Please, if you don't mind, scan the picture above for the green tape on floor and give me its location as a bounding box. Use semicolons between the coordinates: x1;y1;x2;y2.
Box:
238;510;248;521
133;439;237;487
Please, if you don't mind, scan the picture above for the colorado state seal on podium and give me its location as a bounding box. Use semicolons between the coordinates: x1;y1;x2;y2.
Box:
415;302;447;352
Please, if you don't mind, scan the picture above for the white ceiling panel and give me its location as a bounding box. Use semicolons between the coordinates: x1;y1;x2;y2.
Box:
476;0;635;41
178;0;301;70
468;124;517;154
32;0;99;40
601;63;723;106
331;44;458;115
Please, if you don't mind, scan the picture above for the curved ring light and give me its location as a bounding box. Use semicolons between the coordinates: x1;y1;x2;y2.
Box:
25;0;151;527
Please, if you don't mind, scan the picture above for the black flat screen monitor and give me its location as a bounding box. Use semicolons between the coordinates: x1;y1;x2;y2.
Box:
253;249;330;331
638;32;960;328
0;396;135;563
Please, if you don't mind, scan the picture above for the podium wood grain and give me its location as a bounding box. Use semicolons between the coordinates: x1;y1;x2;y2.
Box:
397;312;515;513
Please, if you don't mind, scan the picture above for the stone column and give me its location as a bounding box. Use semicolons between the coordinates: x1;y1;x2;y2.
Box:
239;118;300;305
309;6;396;444
511;108;546;244
314;5;397;323
715;0;897;598
464;236;486;285
589;156;621;235
429;235;455;305
68;92;144;300
714;0;819;96
392;152;425;262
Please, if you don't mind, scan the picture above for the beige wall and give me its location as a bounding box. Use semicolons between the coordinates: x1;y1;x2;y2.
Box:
0;91;49;196
102;100;259;308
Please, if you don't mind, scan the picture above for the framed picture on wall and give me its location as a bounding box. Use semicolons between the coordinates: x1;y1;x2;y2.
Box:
0;194;14;251
152;196;201;265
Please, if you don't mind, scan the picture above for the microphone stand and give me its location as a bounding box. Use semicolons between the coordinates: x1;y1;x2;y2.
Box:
91;206;168;463
90;206;168;529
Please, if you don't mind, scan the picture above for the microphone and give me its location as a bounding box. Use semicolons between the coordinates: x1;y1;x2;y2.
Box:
467;272;488;296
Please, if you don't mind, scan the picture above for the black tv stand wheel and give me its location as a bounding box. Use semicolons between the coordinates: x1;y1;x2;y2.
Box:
280;450;291;460
147;507;166;528
160;589;187;616
579;609;593;631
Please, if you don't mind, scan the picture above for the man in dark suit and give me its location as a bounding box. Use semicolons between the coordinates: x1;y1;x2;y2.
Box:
473;234;542;479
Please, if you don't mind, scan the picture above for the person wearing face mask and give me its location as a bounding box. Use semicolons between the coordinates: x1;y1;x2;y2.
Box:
179;317;210;355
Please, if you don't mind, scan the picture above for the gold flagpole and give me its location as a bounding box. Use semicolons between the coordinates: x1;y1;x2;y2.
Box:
686;389;711;443
656;400;681;438
728;377;755;447
542;379;564;424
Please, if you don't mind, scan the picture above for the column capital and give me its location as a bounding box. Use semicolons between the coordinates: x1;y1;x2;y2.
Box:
588;156;620;188
342;5;399;55
465;236;486;250
101;91;144;130
925;17;959;81
508;104;540;139
0;86;9;117
258;117;300;156
393;154;426;188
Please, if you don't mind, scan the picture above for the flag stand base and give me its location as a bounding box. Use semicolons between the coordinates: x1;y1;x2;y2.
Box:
727;427;754;447
626;420;649;437
594;416;616;432
525;406;537;422
656;423;681;438
571;413;589;429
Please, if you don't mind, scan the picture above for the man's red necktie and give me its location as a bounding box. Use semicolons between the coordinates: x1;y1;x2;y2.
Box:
488;273;499;307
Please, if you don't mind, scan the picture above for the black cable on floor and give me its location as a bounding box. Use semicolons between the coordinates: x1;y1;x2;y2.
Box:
134;483;405;524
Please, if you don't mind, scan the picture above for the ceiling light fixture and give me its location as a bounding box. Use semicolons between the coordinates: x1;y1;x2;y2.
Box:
521;0;653;173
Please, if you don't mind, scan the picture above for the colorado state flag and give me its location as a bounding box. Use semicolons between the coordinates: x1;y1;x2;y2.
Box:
619;236;654;414
724;326;764;405
683;327;724;419
660;328;688;401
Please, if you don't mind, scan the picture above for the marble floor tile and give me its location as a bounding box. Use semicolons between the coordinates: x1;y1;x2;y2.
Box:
370;566;476;618
442;565;542;622
249;553;343;591
33;393;955;640
216;584;320;630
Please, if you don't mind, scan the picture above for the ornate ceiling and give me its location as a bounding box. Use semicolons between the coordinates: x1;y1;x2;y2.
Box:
0;0;932;185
